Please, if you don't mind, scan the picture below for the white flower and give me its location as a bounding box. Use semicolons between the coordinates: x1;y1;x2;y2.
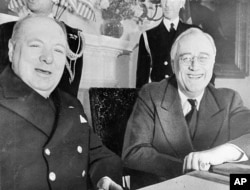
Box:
100;0;110;9
132;4;144;18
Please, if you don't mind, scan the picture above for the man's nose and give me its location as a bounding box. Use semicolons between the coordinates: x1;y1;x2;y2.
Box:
39;49;53;64
189;57;199;70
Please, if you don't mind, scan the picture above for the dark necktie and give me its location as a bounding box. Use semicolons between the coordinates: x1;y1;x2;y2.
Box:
185;99;198;139
170;23;175;33
169;23;176;42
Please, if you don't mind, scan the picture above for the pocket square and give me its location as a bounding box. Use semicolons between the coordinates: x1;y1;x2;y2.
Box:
80;115;87;123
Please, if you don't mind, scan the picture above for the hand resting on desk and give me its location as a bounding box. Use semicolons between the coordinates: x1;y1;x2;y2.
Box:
183;143;247;173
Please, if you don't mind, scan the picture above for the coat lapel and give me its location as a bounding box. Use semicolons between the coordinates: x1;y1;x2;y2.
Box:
0;67;55;136
192;87;226;150
157;78;194;158
45;89;89;148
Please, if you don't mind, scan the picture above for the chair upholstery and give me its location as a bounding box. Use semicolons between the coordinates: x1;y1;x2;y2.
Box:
89;87;160;189
89;87;138;157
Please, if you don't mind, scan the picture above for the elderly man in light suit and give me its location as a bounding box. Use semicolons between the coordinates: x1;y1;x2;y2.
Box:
122;27;250;189
0;15;122;190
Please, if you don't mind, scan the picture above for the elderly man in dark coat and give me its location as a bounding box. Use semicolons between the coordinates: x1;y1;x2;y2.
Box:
0;0;83;97
123;28;250;189
0;15;122;190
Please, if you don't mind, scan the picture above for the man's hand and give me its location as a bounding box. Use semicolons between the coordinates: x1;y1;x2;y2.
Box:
97;176;123;190
183;144;245;174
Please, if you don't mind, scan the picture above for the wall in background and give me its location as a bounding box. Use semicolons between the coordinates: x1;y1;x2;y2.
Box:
216;77;250;108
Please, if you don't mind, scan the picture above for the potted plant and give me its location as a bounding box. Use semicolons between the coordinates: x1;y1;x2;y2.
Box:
100;0;135;38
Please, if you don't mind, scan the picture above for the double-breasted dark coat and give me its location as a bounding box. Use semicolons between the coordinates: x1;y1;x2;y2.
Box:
0;66;122;190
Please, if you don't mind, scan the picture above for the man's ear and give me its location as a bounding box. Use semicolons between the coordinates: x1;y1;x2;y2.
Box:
171;60;176;74
8;39;14;63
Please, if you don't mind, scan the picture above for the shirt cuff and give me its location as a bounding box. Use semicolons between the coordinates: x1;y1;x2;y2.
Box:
226;143;248;162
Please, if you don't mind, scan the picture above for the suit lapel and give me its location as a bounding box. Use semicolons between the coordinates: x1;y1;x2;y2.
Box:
192;87;226;150
157;78;194;158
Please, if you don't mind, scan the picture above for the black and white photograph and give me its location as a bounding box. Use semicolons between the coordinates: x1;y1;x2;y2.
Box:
0;0;250;189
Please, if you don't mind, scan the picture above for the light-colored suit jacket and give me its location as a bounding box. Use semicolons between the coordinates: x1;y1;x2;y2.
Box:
122;77;250;180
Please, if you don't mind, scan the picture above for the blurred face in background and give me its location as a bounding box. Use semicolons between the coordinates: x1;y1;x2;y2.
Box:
25;0;53;15
161;0;185;20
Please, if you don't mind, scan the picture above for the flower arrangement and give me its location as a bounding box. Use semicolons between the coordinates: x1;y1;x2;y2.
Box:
95;0;162;23
100;0;136;22
95;0;162;38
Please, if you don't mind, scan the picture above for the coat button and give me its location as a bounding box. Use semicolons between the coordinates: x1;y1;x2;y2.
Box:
164;61;168;65
82;170;86;178
77;146;83;154
44;148;51;156
49;172;56;181
165;75;169;78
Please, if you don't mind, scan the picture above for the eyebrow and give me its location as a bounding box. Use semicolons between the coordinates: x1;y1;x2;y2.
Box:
27;38;66;49
179;52;210;56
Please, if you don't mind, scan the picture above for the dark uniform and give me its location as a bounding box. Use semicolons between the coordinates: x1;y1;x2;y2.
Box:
0;66;122;190
136;20;196;88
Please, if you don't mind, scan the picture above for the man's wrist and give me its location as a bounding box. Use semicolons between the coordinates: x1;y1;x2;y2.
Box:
215;144;245;163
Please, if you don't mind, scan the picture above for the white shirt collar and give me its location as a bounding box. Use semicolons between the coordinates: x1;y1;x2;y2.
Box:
163;17;179;31
178;89;204;116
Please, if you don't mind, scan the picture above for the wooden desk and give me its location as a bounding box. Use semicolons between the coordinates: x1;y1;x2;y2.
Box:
138;163;250;190
138;171;229;190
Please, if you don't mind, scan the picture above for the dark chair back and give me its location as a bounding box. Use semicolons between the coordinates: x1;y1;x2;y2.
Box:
89;88;138;156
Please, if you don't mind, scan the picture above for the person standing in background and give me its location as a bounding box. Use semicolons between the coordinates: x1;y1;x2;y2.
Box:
136;0;196;88
0;0;84;97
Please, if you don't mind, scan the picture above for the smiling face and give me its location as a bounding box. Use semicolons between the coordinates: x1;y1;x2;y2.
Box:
161;0;185;20
9;16;67;98
172;32;215;98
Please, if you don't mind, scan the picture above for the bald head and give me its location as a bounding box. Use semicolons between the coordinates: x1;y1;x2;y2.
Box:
8;15;68;98
11;15;67;44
